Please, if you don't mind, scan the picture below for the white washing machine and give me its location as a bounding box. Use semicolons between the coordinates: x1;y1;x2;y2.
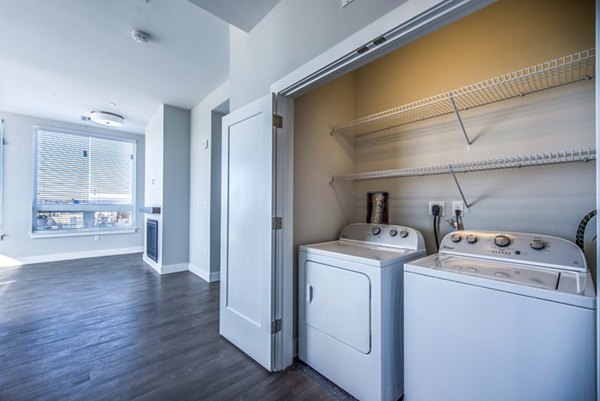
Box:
404;230;597;401
298;223;426;401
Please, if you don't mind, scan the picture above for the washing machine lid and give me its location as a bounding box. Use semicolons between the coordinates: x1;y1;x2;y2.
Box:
405;254;596;309
300;240;423;267
431;254;559;290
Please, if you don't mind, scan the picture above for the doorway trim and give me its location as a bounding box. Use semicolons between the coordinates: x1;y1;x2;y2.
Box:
269;0;496;357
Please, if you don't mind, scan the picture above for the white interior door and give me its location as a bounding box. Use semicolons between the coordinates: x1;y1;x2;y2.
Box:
220;94;281;371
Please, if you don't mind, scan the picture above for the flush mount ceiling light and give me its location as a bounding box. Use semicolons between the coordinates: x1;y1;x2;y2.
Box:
89;111;124;127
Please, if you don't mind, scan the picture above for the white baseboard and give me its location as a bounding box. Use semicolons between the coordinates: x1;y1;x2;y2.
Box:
19;246;144;265
188;263;220;282
160;263;189;275
142;254;189;275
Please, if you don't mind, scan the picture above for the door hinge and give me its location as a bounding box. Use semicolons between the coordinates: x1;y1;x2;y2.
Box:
272;114;283;129
272;217;282;230
271;319;282;334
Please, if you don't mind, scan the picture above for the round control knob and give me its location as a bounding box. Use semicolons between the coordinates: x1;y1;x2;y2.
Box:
371;227;381;235
399;230;409;238
389;229;398;237
450;234;462;243
466;235;478;244
530;239;545;250
494;235;511;247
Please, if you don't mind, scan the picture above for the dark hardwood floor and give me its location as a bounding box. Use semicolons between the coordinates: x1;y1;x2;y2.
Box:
0;253;354;401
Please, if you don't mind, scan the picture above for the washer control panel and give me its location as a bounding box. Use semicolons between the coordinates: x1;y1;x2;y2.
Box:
340;223;425;251
439;230;587;272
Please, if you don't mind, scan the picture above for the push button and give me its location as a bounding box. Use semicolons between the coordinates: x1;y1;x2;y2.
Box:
530;239;545;250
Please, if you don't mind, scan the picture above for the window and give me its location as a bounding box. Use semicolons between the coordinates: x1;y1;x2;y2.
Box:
32;127;136;235
0;119;4;238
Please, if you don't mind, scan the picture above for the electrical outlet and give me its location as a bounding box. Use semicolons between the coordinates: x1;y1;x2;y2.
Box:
452;201;466;216
428;201;445;216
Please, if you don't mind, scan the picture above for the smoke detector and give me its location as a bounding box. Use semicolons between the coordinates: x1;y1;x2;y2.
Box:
131;30;150;44
89;111;124;127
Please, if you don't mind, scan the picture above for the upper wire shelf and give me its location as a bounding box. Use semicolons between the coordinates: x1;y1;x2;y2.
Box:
331;49;596;137
329;148;596;182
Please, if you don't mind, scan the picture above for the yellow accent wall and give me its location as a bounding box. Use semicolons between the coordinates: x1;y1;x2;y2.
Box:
354;0;595;116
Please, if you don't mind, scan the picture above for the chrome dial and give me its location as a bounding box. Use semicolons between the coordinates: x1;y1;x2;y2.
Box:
530;239;545;250
466;235;478;244
494;235;511;247
399;230;409;238
372;227;381;235
450;234;462;243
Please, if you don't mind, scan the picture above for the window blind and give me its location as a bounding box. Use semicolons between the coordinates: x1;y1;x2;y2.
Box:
32;127;136;234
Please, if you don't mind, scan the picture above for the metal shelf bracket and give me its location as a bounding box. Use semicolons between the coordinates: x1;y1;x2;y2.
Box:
448;164;471;210
449;93;472;147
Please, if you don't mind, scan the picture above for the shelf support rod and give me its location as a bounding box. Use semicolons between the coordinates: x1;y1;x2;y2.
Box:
448;165;471;210
449;93;472;146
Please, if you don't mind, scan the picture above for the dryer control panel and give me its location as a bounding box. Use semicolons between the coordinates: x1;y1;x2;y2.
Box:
340;223;425;251
440;230;587;273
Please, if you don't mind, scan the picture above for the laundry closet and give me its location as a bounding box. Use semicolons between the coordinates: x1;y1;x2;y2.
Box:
293;0;596;275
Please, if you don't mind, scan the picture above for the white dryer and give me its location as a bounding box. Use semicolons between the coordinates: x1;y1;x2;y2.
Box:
298;223;426;401
404;230;597;401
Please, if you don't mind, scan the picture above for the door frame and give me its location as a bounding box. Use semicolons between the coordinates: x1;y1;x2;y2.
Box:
273;94;294;369
269;0;497;357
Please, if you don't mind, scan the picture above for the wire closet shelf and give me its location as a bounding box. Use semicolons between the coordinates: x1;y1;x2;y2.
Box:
331;48;596;137
329;148;596;182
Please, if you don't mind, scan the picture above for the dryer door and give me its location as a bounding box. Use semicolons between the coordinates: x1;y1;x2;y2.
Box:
305;261;371;354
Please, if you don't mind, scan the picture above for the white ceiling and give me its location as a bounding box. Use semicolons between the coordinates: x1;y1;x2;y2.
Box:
0;0;232;134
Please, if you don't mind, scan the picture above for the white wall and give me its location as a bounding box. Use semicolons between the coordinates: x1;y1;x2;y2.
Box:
189;81;229;282
162;105;191;266
145;106;164;209
144;105;165;267
228;0;408;110
0;110;145;263
143;104;191;273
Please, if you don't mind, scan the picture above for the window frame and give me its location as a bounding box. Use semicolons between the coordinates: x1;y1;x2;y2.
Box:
31;126;137;238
